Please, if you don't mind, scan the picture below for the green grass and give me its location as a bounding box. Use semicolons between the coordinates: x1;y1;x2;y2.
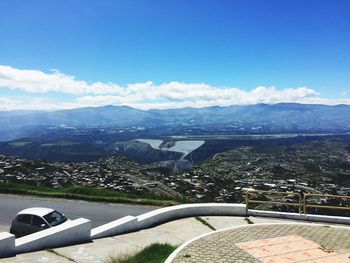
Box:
195;216;216;230
107;243;177;263
8;141;32;147
0;182;181;207
244;217;254;224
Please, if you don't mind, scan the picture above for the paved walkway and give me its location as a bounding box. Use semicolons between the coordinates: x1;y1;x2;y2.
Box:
170;224;350;263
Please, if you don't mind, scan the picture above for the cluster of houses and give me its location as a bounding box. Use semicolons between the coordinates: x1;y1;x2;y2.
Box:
1;140;349;206
164;143;350;202
0;155;148;195
0;155;180;198
0;155;69;188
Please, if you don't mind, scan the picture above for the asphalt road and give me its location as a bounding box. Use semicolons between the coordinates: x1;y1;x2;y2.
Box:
0;194;156;232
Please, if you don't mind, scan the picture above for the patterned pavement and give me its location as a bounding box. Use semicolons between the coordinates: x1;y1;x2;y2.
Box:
170;224;350;263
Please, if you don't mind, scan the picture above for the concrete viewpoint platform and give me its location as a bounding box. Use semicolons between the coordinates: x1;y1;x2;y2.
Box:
167;224;350;263
1;215;349;263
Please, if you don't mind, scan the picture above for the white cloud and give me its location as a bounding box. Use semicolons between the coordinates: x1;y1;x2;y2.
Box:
0;97;76;111
73;85;320;109
0;65;349;110
0;97;21;110
0;65;122;95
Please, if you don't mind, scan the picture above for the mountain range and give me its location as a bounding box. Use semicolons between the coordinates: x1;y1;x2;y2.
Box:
0;103;350;141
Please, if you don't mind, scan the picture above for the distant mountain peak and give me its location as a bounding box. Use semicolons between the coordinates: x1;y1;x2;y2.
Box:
0;103;349;141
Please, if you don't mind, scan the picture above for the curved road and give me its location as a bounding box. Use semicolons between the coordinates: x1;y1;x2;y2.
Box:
0;194;156;232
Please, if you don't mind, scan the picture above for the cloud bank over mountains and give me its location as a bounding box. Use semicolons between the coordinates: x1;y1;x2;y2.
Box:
0;65;349;111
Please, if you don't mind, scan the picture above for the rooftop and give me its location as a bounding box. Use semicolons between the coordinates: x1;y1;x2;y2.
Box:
17;207;55;217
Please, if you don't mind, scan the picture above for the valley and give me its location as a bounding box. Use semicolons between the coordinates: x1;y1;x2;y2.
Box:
0;133;349;214
0;104;349;215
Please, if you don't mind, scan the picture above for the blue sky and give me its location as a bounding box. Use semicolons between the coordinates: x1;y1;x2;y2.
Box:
0;0;349;110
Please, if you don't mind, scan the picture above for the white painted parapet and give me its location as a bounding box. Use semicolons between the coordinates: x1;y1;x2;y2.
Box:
0;232;15;258
91;215;138;239
90;204;350;241
249;210;306;220
249;210;350;224
137;203;247;229
15;218;91;254
305;214;350;224
90;203;246;239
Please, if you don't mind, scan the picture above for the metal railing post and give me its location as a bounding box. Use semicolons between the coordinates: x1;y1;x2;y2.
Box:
244;190;350;215
298;193;302;214
303;194;308;215
246;191;249;210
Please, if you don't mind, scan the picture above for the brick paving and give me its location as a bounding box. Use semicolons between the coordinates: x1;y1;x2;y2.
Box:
171;224;350;263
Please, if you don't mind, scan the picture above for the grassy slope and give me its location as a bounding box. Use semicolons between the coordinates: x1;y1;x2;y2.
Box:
0;182;181;206
108;243;177;263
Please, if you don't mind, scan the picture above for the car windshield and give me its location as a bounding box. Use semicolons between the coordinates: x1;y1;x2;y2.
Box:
43;211;67;227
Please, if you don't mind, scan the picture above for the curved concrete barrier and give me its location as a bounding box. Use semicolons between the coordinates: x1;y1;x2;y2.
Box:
305;214;350;224
91;215;138;239
90;203;247;239
0;232;15;258
248;210;350;224
15;218;91;254
90;204;350;241
137;203;247;229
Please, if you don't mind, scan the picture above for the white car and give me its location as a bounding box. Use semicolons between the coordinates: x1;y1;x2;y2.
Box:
10;207;69;238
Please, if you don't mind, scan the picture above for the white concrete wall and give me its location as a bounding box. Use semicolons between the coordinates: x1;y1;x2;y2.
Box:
249;210;350;224
249;210;306;220
91;216;138;239
137;203;247;229
305;214;350;224
89;203;247;239
0;232;15;258
15;218;91;254
91;205;350;241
